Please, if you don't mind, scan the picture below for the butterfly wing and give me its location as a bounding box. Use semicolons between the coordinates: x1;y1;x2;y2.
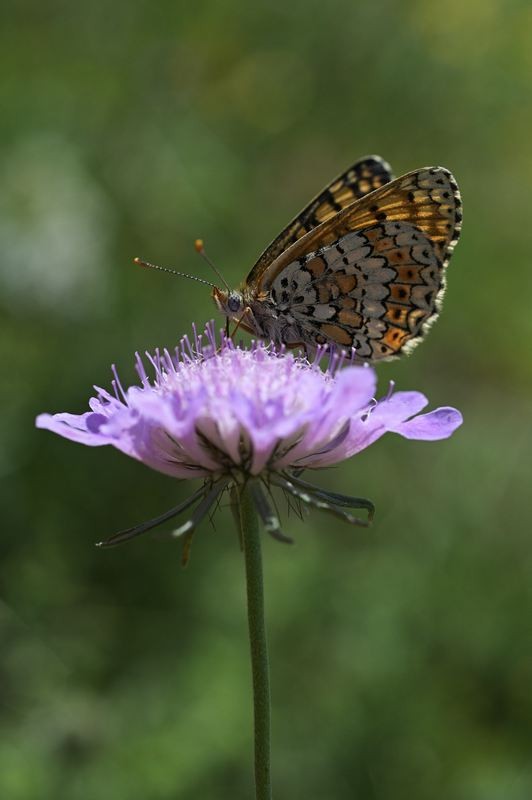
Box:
246;155;394;286
264;221;449;360
256;167;462;292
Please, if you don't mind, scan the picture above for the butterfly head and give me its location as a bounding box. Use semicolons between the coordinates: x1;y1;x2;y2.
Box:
212;286;245;318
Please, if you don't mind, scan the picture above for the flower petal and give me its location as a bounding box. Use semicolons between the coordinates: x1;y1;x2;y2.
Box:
328;365;377;413
390;407;463;440
370;391;429;425
35;412;112;445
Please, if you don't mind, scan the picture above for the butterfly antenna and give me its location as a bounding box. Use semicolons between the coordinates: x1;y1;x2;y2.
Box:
133;257;217;289
194;239;231;292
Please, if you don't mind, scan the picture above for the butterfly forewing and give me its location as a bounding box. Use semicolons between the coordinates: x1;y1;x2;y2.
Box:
247;155;394;285
256;167;462;292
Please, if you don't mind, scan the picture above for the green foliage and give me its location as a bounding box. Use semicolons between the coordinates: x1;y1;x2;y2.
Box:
1;0;531;797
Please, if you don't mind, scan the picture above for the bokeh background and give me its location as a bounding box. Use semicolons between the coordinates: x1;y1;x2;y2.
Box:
1;1;532;798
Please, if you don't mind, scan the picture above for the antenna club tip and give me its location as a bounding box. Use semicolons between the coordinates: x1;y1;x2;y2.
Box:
194;238;204;253
134;257;148;268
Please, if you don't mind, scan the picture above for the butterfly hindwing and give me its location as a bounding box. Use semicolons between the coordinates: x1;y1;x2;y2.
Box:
265;221;444;360
256;167;462;293
246;155;394;285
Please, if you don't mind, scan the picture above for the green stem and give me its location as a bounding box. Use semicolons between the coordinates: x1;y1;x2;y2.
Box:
239;480;272;800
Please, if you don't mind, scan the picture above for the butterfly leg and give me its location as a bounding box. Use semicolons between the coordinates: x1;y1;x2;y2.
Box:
228;307;256;342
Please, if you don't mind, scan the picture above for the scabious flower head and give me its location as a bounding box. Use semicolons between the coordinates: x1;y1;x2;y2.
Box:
36;325;462;549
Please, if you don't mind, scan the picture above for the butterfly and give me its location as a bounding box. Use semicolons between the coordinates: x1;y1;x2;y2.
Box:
212;155;462;361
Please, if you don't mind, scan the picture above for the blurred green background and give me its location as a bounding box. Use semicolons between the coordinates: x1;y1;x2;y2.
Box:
1;1;532;798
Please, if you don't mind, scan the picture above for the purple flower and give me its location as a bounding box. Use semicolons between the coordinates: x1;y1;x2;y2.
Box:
36;325;462;551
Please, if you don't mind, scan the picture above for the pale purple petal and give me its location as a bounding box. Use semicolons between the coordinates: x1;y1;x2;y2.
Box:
294;392;441;467
369;391;429;425
36;412;112;445
390;407;463;440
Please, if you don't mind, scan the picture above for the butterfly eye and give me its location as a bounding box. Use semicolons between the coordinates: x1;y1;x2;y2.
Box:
227;293;242;313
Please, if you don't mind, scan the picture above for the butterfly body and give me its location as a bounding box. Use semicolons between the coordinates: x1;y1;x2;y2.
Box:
213;156;462;361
